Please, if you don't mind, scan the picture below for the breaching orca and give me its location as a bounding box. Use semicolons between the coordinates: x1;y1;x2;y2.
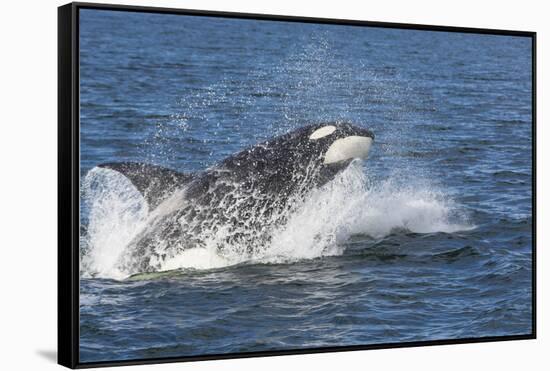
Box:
98;122;374;273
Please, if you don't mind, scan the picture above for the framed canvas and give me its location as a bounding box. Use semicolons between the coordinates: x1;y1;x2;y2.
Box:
58;2;536;368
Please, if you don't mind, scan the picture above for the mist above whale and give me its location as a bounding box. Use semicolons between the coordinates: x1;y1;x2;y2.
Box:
96;122;374;273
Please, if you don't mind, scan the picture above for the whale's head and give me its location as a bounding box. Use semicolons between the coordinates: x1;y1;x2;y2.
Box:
305;122;374;165
217;122;374;193
294;122;374;186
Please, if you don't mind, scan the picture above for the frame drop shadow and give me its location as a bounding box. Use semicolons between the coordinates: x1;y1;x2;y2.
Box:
36;350;57;363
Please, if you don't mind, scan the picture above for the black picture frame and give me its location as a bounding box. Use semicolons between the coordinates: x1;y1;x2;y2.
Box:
58;2;537;369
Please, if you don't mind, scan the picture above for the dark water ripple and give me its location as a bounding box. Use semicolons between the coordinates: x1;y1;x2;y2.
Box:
79;9;532;362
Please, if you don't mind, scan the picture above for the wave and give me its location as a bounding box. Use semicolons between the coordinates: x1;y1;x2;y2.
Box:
80;162;473;280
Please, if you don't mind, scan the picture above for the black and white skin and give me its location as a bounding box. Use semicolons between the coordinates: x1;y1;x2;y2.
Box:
99;122;375;273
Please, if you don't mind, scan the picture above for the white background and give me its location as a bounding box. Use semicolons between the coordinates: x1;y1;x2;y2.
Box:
0;0;546;369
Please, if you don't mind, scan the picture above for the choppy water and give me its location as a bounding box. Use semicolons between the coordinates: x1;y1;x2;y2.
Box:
78;9;533;363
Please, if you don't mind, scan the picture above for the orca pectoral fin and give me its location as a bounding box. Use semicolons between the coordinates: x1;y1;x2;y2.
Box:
98;162;194;209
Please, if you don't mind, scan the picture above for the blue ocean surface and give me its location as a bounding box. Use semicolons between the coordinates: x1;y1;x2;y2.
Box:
78;9;533;363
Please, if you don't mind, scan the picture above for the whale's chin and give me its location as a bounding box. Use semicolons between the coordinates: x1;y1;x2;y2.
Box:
323;136;373;164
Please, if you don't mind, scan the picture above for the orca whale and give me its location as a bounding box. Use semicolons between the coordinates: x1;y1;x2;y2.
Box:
97;122;374;273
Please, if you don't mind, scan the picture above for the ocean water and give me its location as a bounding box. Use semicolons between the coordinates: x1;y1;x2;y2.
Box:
78;9;533;363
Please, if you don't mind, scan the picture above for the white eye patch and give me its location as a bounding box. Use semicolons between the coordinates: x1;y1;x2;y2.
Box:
309;125;336;140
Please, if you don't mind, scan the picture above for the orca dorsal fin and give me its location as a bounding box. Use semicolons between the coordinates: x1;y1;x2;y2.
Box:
98;162;195;209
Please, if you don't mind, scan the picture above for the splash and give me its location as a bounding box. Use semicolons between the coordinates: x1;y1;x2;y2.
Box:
80;168;149;279
80;162;472;279
255;161;472;265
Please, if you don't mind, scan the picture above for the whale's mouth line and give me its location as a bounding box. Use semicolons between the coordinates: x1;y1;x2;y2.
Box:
323;136;373;164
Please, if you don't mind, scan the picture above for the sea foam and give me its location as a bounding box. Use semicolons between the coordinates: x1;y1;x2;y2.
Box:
81;162;472;279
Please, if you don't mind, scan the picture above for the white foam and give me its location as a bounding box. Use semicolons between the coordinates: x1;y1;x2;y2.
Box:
80;163;473;279
80;168;149;280
259;161;473;265
160;247;230;271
